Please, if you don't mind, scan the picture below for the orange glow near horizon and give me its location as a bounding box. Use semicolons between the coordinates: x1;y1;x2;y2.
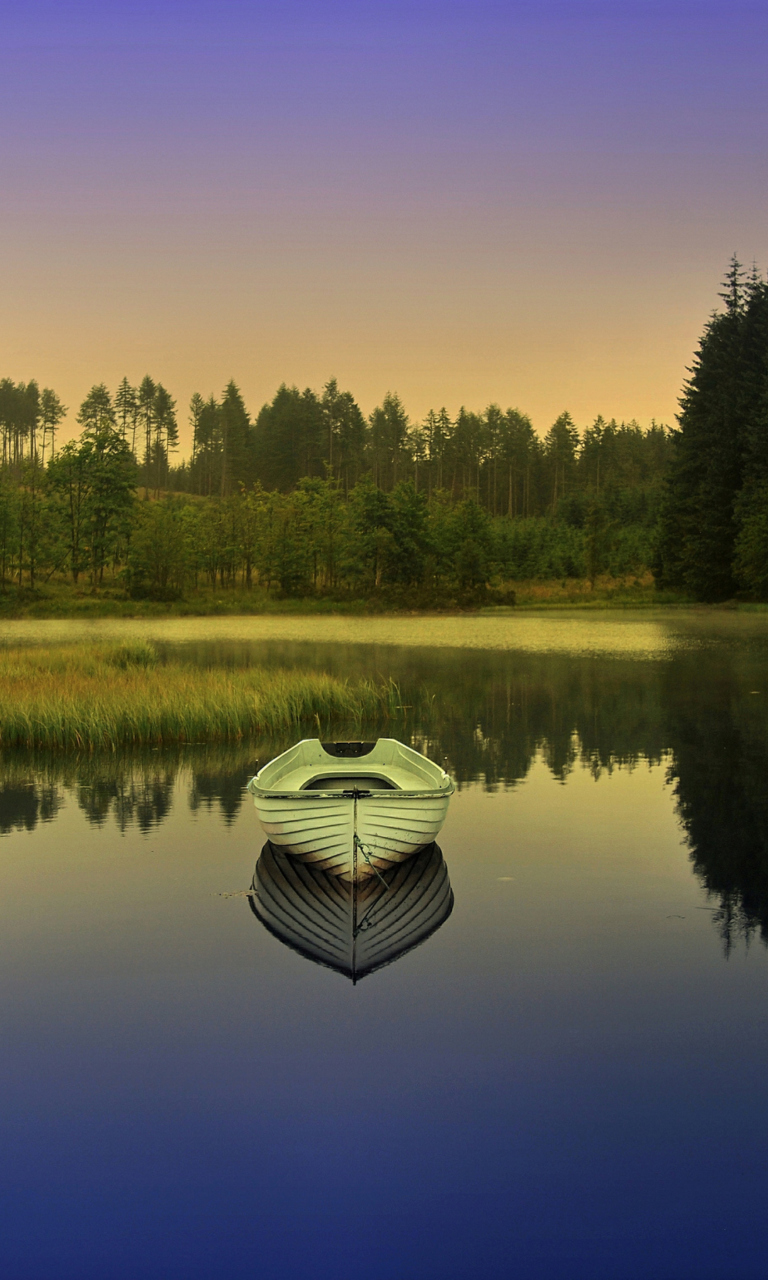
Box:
2;3;767;453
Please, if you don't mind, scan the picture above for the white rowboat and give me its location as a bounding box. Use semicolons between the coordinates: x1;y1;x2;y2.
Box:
247;738;454;880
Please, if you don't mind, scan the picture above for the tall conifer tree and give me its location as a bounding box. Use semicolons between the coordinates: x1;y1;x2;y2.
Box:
655;258;762;600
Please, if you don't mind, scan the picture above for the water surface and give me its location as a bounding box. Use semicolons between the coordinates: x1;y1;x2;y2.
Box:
3;605;768;658
2;616;768;1279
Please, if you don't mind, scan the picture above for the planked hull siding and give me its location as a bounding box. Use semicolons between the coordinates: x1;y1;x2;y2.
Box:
252;794;354;875
248;738;454;880
250;840;454;981
251;790;451;879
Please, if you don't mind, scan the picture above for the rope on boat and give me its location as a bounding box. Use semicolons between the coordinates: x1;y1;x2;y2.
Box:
353;833;391;891
352;834;392;935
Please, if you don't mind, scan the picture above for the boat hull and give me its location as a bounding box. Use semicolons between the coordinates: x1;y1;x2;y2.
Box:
248;738;455;880
251;790;451;879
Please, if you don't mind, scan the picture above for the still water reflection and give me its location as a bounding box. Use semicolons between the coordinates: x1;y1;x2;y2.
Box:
2;621;768;1279
4;639;768;950
251;840;453;982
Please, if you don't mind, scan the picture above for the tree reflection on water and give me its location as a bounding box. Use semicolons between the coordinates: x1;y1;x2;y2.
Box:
1;644;767;949
662;653;768;953
0;745;262;836
0;777;62;834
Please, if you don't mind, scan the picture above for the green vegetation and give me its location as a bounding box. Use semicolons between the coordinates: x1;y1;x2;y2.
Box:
656;258;768;601
0;575;680;617
0;372;671;611
0;642;404;749
9;258;768;611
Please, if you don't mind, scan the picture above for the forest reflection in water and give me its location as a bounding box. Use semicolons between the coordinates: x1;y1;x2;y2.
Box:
2;640;768;951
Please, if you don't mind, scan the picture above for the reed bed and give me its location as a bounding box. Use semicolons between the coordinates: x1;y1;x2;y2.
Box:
0;642;404;750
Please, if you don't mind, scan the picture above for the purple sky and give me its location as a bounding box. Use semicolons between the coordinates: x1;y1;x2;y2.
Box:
2;0;767;448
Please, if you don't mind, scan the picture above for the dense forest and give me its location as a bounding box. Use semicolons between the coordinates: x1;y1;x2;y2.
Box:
4;258;767;604
0;372;672;601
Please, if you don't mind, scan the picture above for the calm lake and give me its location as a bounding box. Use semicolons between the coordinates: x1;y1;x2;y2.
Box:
2;611;768;1279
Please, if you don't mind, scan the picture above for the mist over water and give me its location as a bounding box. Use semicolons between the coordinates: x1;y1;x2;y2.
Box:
2;613;768;1277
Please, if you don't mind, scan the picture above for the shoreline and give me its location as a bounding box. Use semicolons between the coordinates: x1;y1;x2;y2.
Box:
0;574;702;619
0;594;763;622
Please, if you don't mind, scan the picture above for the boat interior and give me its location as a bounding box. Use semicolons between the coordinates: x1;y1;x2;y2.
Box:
252;738;451;796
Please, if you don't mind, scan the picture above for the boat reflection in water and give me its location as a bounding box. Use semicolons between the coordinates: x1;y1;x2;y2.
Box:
250;840;453;982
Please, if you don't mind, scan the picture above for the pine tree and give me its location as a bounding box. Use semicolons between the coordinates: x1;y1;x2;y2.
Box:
656;258;752;600
40;388;66;464
500;409;536;516
544;412;580;512
219;381;252;496
732;275;768;596
153;384;177;494
77;385;116;433
369;393;409;489
23;381;41;462
321;378;366;489
115;378;137;444
189;393;205;465
253;384;324;491
191;395;222;495
137;376;157;486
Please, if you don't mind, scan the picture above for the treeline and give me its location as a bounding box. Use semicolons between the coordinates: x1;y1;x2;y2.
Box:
1;372;672;516
0;371;670;597
17;255;768;602
0;378;66;466
191;382;672;521
656;258;768;600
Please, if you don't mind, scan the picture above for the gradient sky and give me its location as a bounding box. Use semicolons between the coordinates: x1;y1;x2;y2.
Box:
2;0;767;452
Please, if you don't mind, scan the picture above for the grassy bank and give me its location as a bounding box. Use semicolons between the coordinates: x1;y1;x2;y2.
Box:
0;583;368;619
0;642;404;750
0;574;696;618
499;573;690;608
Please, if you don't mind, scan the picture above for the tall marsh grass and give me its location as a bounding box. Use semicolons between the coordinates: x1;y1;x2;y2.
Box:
0;642;405;749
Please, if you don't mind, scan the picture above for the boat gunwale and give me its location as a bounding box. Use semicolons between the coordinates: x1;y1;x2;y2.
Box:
249;738;454;801
248;781;454;801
